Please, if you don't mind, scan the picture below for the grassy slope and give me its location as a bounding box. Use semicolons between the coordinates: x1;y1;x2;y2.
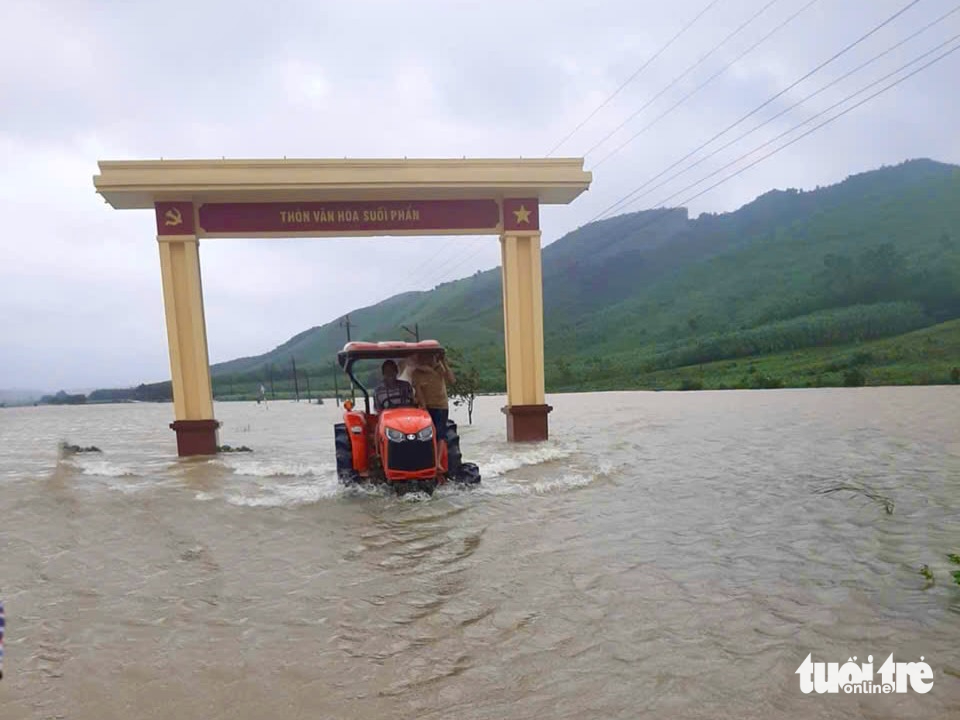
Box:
208;319;960;400
633;318;960;391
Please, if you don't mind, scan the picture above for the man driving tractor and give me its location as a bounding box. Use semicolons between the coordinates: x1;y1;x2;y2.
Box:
373;359;415;412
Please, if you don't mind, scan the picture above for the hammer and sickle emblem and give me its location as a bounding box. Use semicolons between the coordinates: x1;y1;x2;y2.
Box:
164;207;183;226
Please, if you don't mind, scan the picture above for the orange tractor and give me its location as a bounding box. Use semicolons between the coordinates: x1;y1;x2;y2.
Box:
334;340;481;495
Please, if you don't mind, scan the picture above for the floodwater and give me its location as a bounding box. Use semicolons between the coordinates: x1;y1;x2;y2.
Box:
0;388;958;719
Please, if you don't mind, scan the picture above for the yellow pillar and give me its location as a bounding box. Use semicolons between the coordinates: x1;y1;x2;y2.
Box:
157;233;219;455
499;230;552;441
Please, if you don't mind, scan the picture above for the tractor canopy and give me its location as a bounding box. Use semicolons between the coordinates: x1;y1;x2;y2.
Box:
336;340;445;373
336;340;446;415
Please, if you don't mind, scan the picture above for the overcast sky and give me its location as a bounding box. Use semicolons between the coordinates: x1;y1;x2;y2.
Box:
2;0;958;391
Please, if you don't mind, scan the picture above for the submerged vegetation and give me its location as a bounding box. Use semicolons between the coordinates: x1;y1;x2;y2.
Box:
218;445;253;453
920;554;960;588
58;442;102;454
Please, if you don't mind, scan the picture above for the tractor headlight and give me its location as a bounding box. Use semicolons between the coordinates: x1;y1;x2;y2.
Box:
417;425;434;441
385;427;405;442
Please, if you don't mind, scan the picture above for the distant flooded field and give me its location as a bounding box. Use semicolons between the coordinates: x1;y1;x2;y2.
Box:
0;388;958;719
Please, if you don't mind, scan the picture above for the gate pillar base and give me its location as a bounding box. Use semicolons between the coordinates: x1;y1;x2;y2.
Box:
170;419;221;456
501;404;552;442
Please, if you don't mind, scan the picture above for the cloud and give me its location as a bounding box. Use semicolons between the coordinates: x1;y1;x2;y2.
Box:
1;0;958;389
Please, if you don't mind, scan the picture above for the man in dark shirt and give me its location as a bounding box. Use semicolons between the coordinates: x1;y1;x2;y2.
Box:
374;360;415;411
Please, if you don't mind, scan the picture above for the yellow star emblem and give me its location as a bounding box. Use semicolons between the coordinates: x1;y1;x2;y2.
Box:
512;204;531;224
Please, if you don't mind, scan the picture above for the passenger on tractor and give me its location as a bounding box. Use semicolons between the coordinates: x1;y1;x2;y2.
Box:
374;360;415;412
408;352;455;442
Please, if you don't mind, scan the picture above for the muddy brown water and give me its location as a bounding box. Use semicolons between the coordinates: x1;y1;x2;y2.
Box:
0;388;958;719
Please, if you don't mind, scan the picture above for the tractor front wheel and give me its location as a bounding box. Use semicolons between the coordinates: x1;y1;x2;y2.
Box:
335;424;361;485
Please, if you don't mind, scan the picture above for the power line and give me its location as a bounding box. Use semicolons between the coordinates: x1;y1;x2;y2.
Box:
366;240;494;318
584;0;784;160
661;41;960;212
589;0;924;224
397;7;732;293
418;0;772;296
545;0;723;157
406;238;487;290
381;238;463;298
586;39;960;239
606;2;960;211
380;0;888;298
376;232;481;305
589;0;821;168
364;0;938;305
430;243;498;288
637;34;960;216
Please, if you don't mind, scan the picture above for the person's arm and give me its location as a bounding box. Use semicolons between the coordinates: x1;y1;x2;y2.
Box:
440;359;455;383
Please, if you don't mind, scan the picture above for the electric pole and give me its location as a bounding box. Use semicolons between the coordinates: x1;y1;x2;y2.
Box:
339;314;355;342
291;356;300;402
332;362;340;407
402;323;420;342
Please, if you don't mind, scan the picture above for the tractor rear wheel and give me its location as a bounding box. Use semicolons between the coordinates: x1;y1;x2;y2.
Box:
443;420;479;485
443;419;462;475
334;424;360;485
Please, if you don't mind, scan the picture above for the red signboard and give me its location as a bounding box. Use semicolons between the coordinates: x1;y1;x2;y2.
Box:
155;201;195;235
196;199;501;235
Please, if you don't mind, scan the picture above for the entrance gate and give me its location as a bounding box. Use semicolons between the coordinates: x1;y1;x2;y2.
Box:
93;158;592;456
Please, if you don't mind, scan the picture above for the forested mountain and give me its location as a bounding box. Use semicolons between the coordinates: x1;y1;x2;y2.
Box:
87;157;960;401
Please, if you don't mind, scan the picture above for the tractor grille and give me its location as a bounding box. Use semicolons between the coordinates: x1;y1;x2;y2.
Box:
387;439;434;471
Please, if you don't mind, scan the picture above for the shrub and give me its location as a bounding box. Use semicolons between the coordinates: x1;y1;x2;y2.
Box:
751;373;783;389
843;368;866;387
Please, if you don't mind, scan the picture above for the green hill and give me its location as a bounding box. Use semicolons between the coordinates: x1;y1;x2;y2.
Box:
87;158;960;402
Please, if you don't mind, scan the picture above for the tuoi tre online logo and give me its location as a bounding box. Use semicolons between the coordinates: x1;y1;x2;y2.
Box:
796;654;933;694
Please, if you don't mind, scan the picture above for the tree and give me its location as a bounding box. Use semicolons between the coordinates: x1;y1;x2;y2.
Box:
40;390;86;405
555;357;574;386
446;346;481;424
